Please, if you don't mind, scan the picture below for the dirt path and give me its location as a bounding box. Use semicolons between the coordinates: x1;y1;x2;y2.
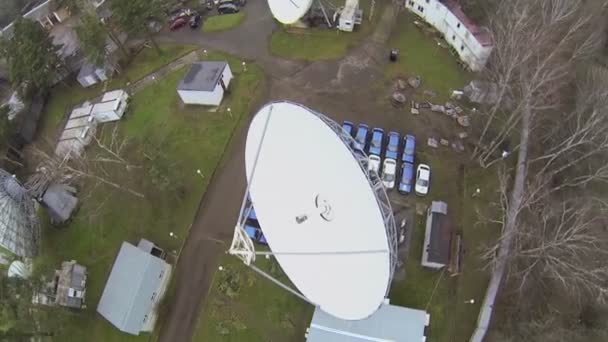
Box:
158;3;402;342
156;0;305;79
157;105;255;342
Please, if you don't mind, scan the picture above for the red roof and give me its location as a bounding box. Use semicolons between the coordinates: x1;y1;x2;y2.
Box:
441;0;493;46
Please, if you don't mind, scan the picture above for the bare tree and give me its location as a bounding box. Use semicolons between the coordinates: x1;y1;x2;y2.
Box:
484;197;608;300
470;1;607;341
25;126;143;199
472;0;604;168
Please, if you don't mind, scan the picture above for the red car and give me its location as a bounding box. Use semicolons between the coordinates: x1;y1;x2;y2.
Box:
170;17;188;31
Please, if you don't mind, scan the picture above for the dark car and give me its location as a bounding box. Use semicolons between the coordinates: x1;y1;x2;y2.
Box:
398;162;414;194
189;14;202;28
218;3;239;14
244;206;267;244
368;128;384;156
353;123;369;152
244;224;267;245
385;131;400;160
402;134;416;163
170;17;188;31
342;121;354;137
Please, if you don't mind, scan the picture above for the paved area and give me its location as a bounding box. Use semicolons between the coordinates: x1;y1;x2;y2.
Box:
158;111;252;342
158;3;408;342
157;0;305;79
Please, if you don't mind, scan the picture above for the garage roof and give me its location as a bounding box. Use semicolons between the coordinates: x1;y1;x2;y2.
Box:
97;241;167;335
307;304;429;341
177;61;227;92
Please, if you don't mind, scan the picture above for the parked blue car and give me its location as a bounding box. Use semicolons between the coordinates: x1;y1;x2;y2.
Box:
353;124;369;152
244;204;267;244
248;206;257;221
244;223;267;245
398;162;414;194
402;135;416;163
385;131;400;160
342;121;354;137
368;128;384;156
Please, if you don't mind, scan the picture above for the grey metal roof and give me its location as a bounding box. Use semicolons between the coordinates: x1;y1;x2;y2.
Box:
428;202;451;265
177;61;227;92
97;241;168;335
77;62;97;79
307;304;428;342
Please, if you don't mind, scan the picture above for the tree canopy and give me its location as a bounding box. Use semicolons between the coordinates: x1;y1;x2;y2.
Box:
75;14;108;67
0;18;62;97
107;0;166;37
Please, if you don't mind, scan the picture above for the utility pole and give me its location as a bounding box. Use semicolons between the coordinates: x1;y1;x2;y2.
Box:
369;0;376;22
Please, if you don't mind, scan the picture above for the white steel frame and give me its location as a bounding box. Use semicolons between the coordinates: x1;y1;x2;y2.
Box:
228;101;398;304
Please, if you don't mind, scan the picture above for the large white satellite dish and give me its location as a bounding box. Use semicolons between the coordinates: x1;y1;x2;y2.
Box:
241;101;397;320
268;0;314;24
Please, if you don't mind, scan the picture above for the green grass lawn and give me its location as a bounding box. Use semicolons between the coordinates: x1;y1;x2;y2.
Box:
383;17;494;341
386;13;471;99
34;51;264;341
193;253;313;341
37;44;197;143
203;13;246;33
389;148;499;341
270;0;382;61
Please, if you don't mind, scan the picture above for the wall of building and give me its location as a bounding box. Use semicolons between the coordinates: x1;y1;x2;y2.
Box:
405;0;493;71
222;64;234;89
178;86;224;106
142;262;172;332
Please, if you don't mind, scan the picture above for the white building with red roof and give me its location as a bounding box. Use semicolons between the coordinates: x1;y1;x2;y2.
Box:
405;0;493;71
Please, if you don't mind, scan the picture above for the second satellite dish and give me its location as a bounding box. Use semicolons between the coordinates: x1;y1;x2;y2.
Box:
268;0;314;24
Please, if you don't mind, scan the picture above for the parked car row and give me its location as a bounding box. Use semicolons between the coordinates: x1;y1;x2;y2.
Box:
341;121;431;196
169;8;203;30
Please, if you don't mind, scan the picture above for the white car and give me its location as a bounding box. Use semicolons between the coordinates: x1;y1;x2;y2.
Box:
381;159;397;189
368;155;381;174
415;163;431;196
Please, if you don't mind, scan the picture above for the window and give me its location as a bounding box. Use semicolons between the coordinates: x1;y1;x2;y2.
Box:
409;0;414;6
417;5;424;12
457;23;461;28
143;314;148;323
151;292;157;301
452;35;455;40
460;45;464;51
159;270;164;279
425;0;429;3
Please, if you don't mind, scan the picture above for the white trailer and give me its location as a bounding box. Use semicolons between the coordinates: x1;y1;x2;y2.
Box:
55;125;95;158
90;89;129;123
336;0;362;32
69;104;93;120
65;115;96;130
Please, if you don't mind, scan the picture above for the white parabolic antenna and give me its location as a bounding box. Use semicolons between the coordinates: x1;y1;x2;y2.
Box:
268;0;314;24
244;102;397;320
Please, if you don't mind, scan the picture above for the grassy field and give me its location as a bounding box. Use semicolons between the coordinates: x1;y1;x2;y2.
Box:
37;44;197;142
270;0;383;61
381;11;496;342
386;13;471;99
193;253;313;341
34;50;264;341
203;13;246;33
388;149;499;341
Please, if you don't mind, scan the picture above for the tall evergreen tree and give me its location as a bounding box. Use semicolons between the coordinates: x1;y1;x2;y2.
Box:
0;18;63;97
107;0;166;54
75;14;108;67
